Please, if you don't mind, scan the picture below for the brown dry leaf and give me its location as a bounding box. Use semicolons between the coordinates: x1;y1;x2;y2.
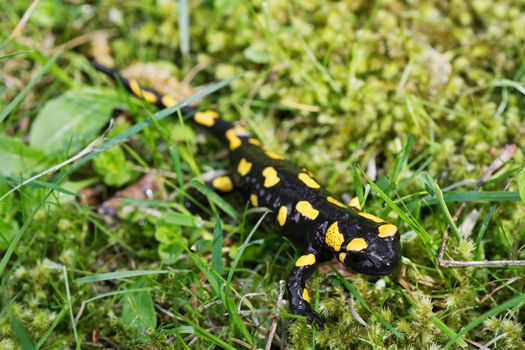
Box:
98;173;164;219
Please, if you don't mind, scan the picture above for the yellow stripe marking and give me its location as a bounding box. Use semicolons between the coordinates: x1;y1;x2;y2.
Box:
265;150;285;160
358;212;384;223
338;252;346;263
277;206;288;226
195;110;219;127
302;288;310;303
162;95;177;107
295;253;316;266
349;197;361;210
250;194;258;207
346;238;368;252
225;128;242;150
295;201;319;220
378;224;397;238
248;138;261;146
327;196;346;208
211;176;233;192
298;173;320;189
325;222;344;251
237;158;252;176
262;166;280;187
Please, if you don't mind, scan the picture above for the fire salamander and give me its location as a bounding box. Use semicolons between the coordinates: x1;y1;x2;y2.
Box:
93;61;401;329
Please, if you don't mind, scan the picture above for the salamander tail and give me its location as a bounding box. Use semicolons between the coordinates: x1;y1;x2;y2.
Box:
91;60;237;142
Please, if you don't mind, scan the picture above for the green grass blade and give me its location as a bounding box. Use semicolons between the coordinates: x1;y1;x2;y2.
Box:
76;270;171;284
0;50;32;60
0;50;62;124
178;0;190;55
518;168;525;204
226;211;268;285
36;304;69;349
431;315;467;348
191;180;240;221
163;211;203;227
8;308;36;350
360;166;434;255
173;315;237;350
443;292;525;349
433;182;461;240
0;190;53;277
211;217;223;275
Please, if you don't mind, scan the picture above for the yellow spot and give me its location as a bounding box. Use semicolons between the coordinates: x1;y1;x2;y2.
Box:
142;90;157;103
265;150;285;160
194;110;219;127
237;158;252;176
298;173;320;189
378;224;397;238
349;197;361;210
302;289;310;303
248;138;261;146
225;128;242;150
327;196;346;208
162;95;177;107
325;222;344;251
129;79;142;97
346;238;368;252
296;201;319;220
295;253;316;266
358;212;384;223
128;79;157;103
211;176;233;192
250;194;258;207
277;206;288;226
338;252;346;263
262;167;280;188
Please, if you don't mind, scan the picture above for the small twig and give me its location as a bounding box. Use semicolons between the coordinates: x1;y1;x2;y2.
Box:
464;337;492;350
52;29;118;53
265;280;285;350
8;0;41;39
182;62;211;86
0;120;114;202
480;277;520;304
438;144;521;267
349;293;368;327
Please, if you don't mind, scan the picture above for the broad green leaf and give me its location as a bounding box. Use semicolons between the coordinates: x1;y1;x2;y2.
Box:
243;46;270;64
29;87;119;155
518;168;525;204
0;135;52;176
121;279;157;335
158;243;183;264
93;145;134;186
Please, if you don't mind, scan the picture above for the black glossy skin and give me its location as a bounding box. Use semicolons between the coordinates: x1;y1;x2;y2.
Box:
93;61;402;329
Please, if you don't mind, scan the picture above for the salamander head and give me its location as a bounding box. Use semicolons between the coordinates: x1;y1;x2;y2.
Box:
325;213;401;275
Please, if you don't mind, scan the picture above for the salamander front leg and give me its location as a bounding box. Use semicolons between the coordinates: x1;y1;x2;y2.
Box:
286;251;324;330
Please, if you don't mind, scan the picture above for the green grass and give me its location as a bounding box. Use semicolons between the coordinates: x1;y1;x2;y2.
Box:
1;0;525;349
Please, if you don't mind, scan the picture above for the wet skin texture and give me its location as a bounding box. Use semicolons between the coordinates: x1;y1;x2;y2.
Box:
93;61;401;329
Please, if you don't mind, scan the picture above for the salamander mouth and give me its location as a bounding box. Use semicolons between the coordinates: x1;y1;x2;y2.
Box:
346;252;400;275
